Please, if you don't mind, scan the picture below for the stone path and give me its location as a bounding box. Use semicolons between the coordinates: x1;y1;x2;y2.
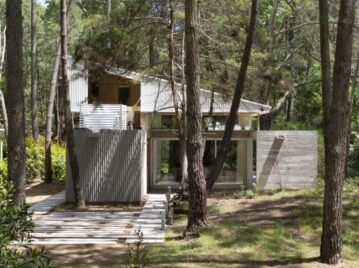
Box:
29;193;166;244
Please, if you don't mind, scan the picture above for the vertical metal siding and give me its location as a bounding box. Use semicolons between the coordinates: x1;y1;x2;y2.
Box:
66;129;147;203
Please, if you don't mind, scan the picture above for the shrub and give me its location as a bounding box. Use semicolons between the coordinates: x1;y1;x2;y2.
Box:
51;143;66;182
0;181;51;267
24;137;66;183
0;160;7;185
25;137;45;182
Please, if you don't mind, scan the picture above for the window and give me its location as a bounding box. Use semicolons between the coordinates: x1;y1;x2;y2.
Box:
153;140;181;185
118;86;130;105
203;140;247;184
152;138;248;186
91;81;99;99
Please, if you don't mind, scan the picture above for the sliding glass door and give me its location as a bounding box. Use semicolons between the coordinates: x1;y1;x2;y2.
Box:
152;138;249;187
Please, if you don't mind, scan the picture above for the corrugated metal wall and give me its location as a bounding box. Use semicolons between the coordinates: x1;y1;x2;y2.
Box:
66;129;147;203
256;131;317;190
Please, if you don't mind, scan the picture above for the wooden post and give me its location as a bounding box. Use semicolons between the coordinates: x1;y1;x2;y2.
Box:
160;210;166;230
166;186;171;203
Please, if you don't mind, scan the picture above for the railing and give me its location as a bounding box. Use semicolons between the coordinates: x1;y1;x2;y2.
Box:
79;104;128;132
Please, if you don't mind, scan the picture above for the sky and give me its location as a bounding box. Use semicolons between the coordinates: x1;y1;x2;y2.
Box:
38;0;48;7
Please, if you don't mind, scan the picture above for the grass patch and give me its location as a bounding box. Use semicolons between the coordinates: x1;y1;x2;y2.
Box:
50;179;359;267
147;180;359;266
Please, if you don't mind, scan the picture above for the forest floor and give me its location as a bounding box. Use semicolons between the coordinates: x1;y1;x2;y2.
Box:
26;178;64;205
32;179;359;268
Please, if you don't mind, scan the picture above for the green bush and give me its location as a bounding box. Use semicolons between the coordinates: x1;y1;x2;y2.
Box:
0;181;51;267
51;143;66;182
25;137;45;182
23;137;66;182
0;160;7;185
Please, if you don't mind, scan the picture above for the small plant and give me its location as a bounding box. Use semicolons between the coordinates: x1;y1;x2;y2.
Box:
208;207;221;216
0;181;51;267
234;188;258;199
234;190;246;199
125;227;149;268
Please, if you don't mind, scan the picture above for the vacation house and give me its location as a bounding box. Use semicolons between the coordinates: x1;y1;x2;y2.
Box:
65;63;317;203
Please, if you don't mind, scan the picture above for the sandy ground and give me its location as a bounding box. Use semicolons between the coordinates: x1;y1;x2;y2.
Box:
26;178;65;206
26;186;359;268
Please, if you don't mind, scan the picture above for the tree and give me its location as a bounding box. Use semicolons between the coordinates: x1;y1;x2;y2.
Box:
61;0;85;208
45;0;75;183
318;0;356;264
184;0;207;234
0;19;8;140
206;0;258;191
5;0;26;207
31;0;39;143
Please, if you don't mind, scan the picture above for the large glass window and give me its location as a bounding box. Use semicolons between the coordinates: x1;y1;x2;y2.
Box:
153;139;248;186
153;140;181;185
203;140;247;184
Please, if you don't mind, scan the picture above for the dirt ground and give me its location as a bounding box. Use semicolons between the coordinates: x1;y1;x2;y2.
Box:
27;186;359;268
26;178;64;205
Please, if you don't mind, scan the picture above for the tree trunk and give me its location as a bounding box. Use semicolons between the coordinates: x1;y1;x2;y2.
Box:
0;24;8;140
45;0;74;183
31;0;39;143
61;0;85;208
0;91;8;140
260;88;293;130
5;0;26;207
167;0;188;187
45;45;61;183
206;0;258;191
107;0;111;17
180;32;188;187
319;0;356;264
184;0;207;234
263;0;279;104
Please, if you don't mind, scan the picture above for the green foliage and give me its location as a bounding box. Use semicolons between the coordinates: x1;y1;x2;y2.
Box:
26;138;45;182
234;188;258;199
0;159;7;185
0;181;51;267
51;142;66;182
23;137;66;182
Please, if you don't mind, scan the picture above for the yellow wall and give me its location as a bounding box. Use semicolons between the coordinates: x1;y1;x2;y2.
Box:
89;74;140;105
88;74;141;128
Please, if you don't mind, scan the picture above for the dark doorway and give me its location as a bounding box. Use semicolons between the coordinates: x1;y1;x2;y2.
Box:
118;86;130;105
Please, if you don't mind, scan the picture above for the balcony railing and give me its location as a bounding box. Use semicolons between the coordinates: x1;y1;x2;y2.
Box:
79;104;128;132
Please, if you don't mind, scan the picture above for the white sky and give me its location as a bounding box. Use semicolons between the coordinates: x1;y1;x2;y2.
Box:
38;0;48;7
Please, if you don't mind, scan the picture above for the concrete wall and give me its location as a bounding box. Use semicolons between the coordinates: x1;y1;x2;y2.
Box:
256;131;317;190
66;129;147;203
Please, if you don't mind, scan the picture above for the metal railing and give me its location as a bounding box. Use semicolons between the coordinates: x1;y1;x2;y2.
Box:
79;104;128;132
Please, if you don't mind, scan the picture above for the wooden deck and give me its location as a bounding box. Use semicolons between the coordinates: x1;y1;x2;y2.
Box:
29;193;166;244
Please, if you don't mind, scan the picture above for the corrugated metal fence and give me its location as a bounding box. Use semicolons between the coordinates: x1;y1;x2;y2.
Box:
256;131;317;190
66;129;147;203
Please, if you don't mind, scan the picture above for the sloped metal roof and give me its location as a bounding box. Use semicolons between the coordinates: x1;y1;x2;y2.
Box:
105;67;271;115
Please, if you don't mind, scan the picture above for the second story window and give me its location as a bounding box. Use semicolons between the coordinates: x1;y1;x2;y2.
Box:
118;85;130;105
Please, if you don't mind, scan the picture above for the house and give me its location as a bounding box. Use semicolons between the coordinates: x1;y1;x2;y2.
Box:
65;63;317;203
